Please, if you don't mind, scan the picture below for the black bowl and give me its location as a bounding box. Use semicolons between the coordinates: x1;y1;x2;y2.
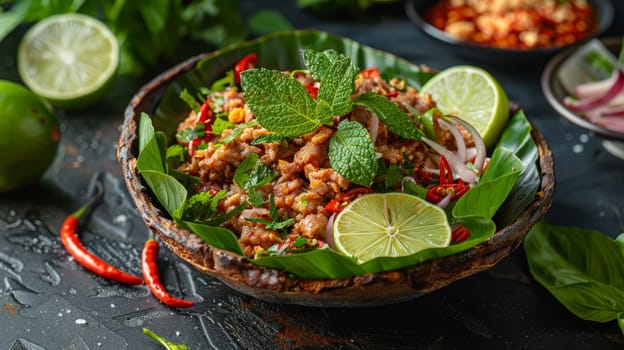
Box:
405;0;614;64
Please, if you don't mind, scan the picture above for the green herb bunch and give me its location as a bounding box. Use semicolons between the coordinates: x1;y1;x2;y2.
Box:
240;48;423;186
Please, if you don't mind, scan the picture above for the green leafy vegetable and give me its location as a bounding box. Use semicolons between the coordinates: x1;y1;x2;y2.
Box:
525;221;624;335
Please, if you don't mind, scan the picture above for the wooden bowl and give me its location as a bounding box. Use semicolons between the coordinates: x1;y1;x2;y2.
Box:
118;30;554;307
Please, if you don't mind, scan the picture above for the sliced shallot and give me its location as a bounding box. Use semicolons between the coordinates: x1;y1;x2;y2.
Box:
422;137;477;183
564;70;624;113
437;118;466;163
450;116;487;172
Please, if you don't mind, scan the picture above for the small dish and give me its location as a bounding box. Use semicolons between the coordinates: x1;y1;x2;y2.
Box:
405;0;614;64
118;30;555;307
542;37;624;159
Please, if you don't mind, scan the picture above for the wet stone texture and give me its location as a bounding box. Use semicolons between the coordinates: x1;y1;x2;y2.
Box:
2;1;624;349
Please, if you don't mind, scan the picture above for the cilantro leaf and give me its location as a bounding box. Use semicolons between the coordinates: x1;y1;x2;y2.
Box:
241;68;321;137
354;92;423;140
328;120;378;186
233;153;278;204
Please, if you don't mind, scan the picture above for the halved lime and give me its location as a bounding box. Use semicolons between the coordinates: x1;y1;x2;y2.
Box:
420;65;509;148
17;14;119;109
333;193;451;263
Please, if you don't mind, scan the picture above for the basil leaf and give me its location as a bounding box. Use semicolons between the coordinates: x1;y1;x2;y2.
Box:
180;220;244;255
139;112;155;153
328;120;378;186
137;131;167;173
525;222;624;323
493;110;540;226
141;170;187;220
453;148;522;219
354;92;423;140
241;68;320;137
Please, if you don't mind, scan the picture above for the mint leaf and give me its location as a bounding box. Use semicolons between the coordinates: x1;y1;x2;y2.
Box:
318;57;357;117
354;92;423;140
329;120;378;186
304;49;356;117
302;49;343;81
241;68;320;137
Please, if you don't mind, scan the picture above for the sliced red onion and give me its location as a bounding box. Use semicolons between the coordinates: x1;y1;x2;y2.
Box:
564;70;624;113
574;73;618;99
600;105;624;118
422;137;477;183
449;116;487;172
437;118;466;163
437;193;452;209
325;213;337;250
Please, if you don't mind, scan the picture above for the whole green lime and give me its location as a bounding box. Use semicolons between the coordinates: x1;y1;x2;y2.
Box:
0;80;60;192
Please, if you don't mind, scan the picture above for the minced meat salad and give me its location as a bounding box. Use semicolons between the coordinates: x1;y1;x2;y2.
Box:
173;50;477;258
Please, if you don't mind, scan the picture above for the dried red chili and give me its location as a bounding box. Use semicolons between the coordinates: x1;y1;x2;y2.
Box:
60;191;143;285
188;100;215;157
234;53;257;84
305;85;318;99
360;67;380;78
142;239;195;308
325;187;373;213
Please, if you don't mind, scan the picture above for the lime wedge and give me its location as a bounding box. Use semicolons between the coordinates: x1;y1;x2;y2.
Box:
17;14;119;109
420;65;509;148
333;193;451;263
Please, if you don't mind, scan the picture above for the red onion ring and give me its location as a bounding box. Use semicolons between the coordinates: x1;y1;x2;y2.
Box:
422;137;477;183
574;73;618;99
437;118;466;163
449;116;487;172
325;213;337;250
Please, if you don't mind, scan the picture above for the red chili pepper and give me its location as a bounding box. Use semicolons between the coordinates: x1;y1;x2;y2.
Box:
60;189;143;285
234;53;257;84
439;155;453;185
360;67;380;78
305;85;318;99
425;183;470;203
142;239;195;308
188;100;215;157
451;225;470;243
325;187;373;213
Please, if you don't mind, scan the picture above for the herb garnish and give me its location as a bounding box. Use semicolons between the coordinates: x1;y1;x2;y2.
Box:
240;49;423;186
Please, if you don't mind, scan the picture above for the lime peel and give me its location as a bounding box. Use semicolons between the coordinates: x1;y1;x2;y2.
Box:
420;65;509;148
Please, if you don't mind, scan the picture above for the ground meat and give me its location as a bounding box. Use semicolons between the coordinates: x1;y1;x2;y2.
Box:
175;70;465;257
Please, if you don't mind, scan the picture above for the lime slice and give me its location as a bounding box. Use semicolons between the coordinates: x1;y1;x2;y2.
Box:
420;65;509;148
333;193;451;263
17;14;119;109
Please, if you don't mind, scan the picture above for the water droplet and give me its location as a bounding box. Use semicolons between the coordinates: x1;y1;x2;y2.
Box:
110;303;116;308
175;331;181;336
75;318;87;325
579;134;589;143
572;144;584;153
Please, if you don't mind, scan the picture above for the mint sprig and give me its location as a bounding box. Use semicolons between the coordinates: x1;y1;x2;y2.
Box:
240;49;420;186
